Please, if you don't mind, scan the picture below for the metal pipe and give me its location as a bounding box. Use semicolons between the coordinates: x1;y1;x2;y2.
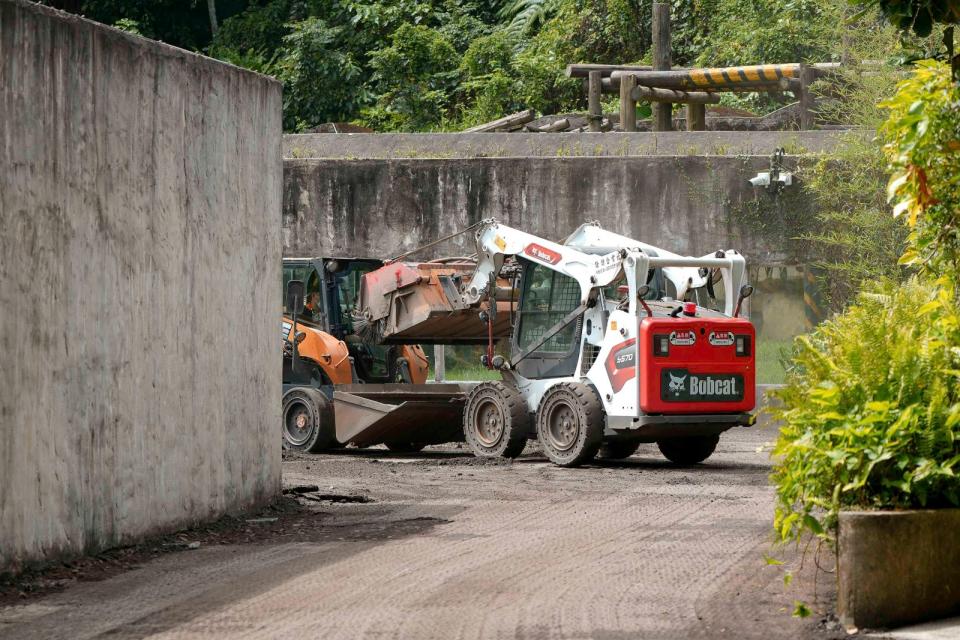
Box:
610;64;802;90
631;85;720;104
602;77;800;94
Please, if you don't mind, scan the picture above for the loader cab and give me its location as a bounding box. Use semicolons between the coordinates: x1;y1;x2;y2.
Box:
511;260;668;380
511;259;585;379
282;257;396;384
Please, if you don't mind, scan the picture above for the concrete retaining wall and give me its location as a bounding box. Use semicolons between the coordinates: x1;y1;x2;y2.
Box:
839;509;960;629
282;155;799;265
284;130;859;160
0;0;282;572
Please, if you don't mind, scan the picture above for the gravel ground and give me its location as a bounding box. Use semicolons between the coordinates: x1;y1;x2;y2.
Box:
0;416;844;639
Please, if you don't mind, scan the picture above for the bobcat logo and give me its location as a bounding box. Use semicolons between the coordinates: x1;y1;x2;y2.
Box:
668;372;687;395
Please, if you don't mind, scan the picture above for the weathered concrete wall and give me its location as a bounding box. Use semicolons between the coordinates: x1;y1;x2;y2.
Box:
284;130;860;160
0;0;282;572
282;155;796;265
839;509;960;629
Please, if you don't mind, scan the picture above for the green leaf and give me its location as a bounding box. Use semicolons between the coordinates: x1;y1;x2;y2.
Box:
793;601;812;618
802;514;825;536
764;555;785;566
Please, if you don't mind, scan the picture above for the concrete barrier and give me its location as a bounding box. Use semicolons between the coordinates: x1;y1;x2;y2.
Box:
282;155;804;264
838;509;960;629
284;130;862;160
0;0;282;573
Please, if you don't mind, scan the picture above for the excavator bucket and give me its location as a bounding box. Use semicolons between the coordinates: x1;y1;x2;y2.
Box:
356;261;514;344
332;384;469;447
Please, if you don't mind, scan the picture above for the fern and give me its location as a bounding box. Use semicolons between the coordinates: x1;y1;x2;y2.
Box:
496;0;558;41
772;278;960;544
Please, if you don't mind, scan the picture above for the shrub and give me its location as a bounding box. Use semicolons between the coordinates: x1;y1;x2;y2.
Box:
771;278;960;544
272;18;367;131
882;61;960;280
360;23;459;131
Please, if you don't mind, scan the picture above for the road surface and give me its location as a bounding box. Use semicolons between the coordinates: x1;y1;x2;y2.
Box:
0;418;840;639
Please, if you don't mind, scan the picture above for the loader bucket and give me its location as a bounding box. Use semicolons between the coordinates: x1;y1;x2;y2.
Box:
356;261;515;344
332;384;469;448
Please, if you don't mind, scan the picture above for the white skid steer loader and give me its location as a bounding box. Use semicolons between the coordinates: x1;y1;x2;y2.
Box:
352;219;757;467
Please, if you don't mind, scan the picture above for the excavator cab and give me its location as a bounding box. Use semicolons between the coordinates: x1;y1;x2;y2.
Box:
282;257;428;388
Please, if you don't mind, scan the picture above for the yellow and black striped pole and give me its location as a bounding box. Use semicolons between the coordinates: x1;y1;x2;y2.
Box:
608;63;804;91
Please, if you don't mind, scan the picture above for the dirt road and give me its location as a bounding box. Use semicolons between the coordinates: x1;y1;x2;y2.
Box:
0;418;840;639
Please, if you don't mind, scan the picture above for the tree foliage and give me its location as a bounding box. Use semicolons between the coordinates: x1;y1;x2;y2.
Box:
772;61;960;548
851;0;960;37
882;61;960;278
44;0;936;131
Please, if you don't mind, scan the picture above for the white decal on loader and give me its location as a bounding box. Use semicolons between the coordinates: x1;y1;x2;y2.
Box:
708;331;735;346
688;376;738;396
668;372;687;395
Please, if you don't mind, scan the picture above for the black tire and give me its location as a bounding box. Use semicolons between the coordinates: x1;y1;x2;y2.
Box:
535;383;604;467
282;387;338;453
385;442;426;453
597;440;641;460
463;381;530;459
657;435;719;465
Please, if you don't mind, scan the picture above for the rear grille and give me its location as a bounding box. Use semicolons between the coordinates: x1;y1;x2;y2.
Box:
580;343;600;375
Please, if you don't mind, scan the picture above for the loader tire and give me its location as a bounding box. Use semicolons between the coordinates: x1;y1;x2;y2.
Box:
597;440;641;460
535;383;604;467
657;435;719;465
282;387;338;453
463;382;530;459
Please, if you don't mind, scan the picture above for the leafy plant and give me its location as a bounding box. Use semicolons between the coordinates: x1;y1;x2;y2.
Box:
360;23;459;131
882;60;960;280
771;278;960;544
498;0;559;41
272;18;367;131
798;138;909;309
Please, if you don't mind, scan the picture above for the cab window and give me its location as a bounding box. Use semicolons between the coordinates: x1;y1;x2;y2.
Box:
516;261;581;354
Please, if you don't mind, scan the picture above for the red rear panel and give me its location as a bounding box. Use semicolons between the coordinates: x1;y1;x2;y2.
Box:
639;316;755;414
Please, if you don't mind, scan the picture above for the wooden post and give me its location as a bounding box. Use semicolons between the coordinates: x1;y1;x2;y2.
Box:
651;2;672;131
798;63;815;130
686;103;706;131
619;73;637;132
588;70;603;132
433;345;445;382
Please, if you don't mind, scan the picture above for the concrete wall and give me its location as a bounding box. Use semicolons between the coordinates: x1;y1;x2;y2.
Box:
0;0;282;572
284;130;859;160
282;155;798;265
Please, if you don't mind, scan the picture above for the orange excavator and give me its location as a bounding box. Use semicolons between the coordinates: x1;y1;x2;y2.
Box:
281;257;431;451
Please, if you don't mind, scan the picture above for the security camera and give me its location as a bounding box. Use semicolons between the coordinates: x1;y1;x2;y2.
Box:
748;170;792;190
750;148;793;193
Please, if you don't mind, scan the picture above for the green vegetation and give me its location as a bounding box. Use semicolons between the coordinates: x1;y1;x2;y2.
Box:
42;0;958;132
772;61;960;547
756;339;789;385
772;279;960;542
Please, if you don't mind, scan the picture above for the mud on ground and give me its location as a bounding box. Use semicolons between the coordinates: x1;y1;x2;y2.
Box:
1;419;846;639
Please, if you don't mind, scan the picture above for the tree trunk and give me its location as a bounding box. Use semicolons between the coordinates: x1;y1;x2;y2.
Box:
945;26;960;83
207;0;219;37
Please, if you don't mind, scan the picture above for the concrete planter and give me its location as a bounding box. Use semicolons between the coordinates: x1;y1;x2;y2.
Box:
838;509;960;629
